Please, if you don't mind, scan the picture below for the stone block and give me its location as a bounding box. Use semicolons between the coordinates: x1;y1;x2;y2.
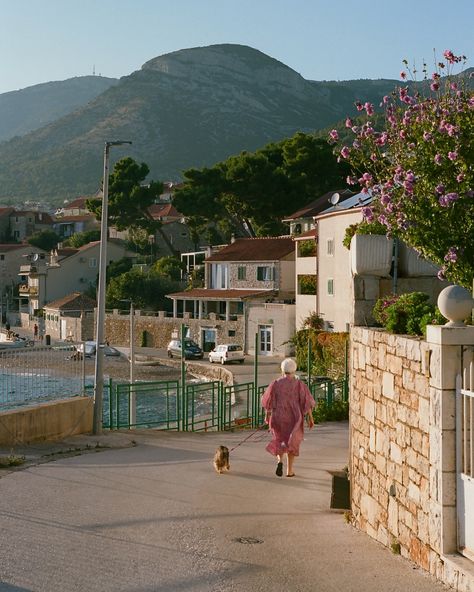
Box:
390;442;402;465
418;397;430;433
417;509;429;543
382;372;396;400
369;425;376;453
375;453;387;474
363;398;375;424
441;470;456;507
408;481;421;505
429;343;463;390
441;504;457;554
402;368;416;392
386;354;403;376
388;497;399;536
429;503;442;552
430;466;440;504
441;429;456;473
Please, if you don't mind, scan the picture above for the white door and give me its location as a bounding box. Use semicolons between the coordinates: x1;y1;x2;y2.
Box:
456;374;474;561
259;325;273;356
61;319;68;341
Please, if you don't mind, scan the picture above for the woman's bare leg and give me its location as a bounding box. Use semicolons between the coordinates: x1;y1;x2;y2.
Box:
287;453;295;476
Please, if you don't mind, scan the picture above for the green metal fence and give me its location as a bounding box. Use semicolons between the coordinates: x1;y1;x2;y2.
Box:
98;375;348;432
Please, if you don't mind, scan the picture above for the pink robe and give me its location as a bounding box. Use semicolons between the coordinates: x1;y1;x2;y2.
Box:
261;377;315;457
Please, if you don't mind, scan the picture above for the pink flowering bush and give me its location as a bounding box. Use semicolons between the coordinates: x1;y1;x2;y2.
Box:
329;51;474;288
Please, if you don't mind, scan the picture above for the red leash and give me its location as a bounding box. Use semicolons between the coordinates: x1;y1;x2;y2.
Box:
229;423;267;452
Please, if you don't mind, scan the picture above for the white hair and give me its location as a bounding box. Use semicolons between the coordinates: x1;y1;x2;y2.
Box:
281;358;297;374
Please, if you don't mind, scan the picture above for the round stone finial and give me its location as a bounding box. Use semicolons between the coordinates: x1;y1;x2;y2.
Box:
437;285;474;327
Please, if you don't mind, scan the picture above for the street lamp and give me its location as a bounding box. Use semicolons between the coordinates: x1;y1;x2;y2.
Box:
93;140;132;435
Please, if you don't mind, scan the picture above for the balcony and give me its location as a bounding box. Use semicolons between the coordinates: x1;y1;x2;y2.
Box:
19;284;38;296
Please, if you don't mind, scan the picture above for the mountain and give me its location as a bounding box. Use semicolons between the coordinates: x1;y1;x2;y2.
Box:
0;76;118;143
0;45;407;205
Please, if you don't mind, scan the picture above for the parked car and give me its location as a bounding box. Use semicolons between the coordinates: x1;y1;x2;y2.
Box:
208;344;245;365
77;341;121;357
167;339;204;360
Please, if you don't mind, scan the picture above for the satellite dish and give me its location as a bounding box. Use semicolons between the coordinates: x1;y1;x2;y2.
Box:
330;192;340;206
32;253;39;262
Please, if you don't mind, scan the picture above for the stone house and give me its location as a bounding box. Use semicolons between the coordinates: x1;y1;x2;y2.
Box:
166;236;296;356
18;239;133;322
43;292;96;342
293;229;317;330
9;210;54;241
0;207;15;242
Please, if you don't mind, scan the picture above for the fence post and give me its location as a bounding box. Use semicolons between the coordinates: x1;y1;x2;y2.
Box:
180;323;186;431
253;332;259;428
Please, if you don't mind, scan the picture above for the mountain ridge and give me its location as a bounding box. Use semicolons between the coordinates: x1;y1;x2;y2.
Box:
0;44;468;206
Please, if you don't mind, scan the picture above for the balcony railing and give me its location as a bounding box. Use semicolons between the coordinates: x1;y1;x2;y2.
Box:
18;285;38;296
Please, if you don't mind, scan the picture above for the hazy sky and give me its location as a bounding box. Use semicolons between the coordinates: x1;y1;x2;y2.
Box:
1;0;473;94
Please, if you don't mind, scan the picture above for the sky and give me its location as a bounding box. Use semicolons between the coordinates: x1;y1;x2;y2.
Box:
0;0;473;94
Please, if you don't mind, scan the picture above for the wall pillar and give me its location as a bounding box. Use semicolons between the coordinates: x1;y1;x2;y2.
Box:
426;324;474;556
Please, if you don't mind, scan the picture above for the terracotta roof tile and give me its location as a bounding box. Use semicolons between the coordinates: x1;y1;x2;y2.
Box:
293;229;317;240
205;237;294;262
44;292;96;311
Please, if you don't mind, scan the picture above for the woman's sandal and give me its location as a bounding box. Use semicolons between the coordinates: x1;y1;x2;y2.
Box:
286;473;295;477
276;462;283;477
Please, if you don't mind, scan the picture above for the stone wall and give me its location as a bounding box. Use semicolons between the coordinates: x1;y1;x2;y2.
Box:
350;325;474;591
351;327;432;568
104;311;244;350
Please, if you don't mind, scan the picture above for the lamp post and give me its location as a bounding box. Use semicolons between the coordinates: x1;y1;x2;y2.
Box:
93;140;132;435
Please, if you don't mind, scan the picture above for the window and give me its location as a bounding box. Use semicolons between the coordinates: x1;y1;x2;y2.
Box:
327;239;334;256
237;266;246;280
228;330;236;337
0;255;4;261
209;264;228;289
327;279;334;295
88;258;97;268
257;266;274;281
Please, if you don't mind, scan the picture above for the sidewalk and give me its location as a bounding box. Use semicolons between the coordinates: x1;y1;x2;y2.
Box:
0;424;449;592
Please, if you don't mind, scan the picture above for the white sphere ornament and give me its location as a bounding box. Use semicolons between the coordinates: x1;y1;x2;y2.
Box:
437;285;474;327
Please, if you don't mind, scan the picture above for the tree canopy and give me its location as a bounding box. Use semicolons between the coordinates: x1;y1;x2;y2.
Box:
173;132;349;238
27;229;60;251
87;157;163;234
332;51;474;288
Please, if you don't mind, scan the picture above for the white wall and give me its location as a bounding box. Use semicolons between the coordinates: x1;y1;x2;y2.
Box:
317;210;362;331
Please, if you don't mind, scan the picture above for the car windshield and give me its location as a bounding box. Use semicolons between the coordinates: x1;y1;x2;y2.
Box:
184;340;199;348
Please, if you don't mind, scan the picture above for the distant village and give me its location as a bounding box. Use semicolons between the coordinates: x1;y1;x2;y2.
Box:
0;183;442;355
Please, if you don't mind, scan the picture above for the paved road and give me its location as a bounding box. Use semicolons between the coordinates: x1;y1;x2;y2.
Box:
0;424;448;592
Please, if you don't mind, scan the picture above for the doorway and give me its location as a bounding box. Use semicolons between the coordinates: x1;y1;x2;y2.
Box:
258;325;273;355
201;328;217;353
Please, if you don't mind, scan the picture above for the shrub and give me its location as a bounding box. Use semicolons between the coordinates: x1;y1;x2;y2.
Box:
373;291;446;336
313;399;349;423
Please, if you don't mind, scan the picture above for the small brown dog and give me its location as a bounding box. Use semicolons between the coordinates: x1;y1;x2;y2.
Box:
213;445;230;474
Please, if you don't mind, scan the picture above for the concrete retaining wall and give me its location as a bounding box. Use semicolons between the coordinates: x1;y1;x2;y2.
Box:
0;397;93;445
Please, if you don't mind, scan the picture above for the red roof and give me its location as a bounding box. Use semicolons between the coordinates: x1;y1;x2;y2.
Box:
206;237;294;262
66;196;90;209
54;214;96;222
167;289;275;300
148;203;181;219
0;207;15;217
44;292;96;311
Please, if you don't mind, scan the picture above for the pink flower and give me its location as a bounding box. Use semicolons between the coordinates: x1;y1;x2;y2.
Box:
434;154;443;165
448;151;458;161
340;146;350;159
329;129;339;142
346;175;357;185
430;82;440;92
345;117;353;128
364;102;374;116
456;173;465;183
400;71;407;79
355;101;364;111
423;131;433;142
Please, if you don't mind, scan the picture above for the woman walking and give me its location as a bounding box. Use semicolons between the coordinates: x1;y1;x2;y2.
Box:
261;358;315;477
